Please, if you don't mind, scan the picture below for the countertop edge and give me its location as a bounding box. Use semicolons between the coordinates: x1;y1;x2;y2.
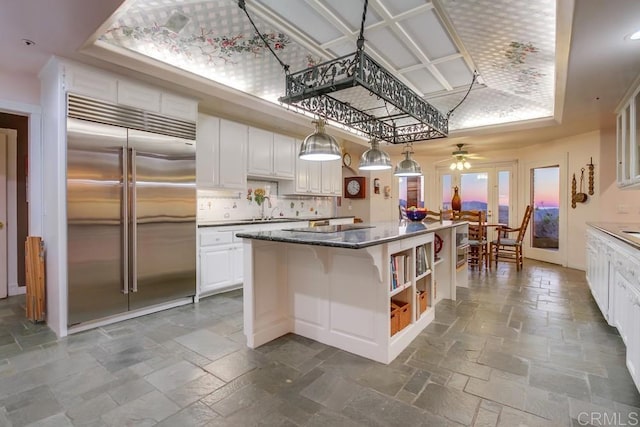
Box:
587;222;640;250
236;221;465;250
198;216;355;228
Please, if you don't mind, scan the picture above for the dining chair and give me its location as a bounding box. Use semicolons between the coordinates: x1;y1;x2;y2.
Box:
423;210;442;222
441;209;455;220
489;205;533;271
399;205;408;220
454;210;487;270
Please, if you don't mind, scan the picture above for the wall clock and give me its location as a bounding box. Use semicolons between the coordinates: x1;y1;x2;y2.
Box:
343;152;352;167
344;176;366;198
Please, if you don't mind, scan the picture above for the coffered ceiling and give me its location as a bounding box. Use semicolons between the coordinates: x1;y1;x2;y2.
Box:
98;0;557;132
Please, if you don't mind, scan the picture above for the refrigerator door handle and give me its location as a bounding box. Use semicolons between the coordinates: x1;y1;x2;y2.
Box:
122;146;129;295
131;148;138;293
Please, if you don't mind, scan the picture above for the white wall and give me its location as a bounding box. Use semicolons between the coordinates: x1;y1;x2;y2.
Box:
0;70;40;106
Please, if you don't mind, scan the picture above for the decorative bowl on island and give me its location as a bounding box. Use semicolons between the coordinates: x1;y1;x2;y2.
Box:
406;208;427;221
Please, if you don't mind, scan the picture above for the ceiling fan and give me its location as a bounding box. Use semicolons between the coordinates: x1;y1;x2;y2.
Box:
435;144;485;169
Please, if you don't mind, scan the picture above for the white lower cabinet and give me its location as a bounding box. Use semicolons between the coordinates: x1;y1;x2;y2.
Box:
199;229;243;296
586;226;640;389
198;221;308;297
200;244;241;293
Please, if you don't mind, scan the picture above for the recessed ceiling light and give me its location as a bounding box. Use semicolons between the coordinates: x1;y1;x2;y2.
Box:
629;29;640;40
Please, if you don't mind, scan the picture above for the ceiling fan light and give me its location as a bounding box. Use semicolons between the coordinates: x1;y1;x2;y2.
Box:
464;160;471;169
299;119;341;161
450;162;457;170
359;139;392;170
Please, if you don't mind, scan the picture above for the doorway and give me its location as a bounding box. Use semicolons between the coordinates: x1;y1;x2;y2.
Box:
524;157;567;265
438;163;516;241
0;128;18;298
0;112;30;296
398;176;424;209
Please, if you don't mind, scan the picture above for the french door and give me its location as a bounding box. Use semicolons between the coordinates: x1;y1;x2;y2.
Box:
437;163;516;242
524;157;567;265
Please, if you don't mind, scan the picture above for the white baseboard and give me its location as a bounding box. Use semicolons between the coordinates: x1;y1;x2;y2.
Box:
9;283;25;296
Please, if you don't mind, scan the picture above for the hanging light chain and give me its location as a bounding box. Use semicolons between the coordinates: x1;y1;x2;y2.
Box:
357;0;369;51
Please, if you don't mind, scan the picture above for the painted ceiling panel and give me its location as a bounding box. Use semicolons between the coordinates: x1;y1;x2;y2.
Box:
401;9;458;60
326;39;356;57
365;27;419;69
255;0;342;44
435;57;474;89
378;0;430;17
320;0;382;32
405;68;446;94
99;0;557;133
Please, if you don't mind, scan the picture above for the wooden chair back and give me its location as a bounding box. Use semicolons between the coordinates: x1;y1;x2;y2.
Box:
423;210;442;222
516;205;533;243
455;210;484;242
399;205;408;220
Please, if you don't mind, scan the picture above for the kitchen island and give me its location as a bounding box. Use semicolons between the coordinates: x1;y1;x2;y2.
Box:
237;220;468;364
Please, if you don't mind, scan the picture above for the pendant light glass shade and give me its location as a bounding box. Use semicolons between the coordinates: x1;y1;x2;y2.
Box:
359;139;392;170
299;119;341;161
394;144;422;176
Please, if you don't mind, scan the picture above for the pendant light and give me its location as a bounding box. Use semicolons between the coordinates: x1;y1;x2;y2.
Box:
394;144;422;176
299;119;342;161
359;139;392;170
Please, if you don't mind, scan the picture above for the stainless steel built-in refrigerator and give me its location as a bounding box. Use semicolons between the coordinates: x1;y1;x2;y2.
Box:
66;95;196;326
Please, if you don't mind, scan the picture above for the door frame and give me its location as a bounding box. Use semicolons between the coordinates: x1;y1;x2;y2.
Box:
436;162;517;242
0;99;42;298
0;128;18;298
523;155;568;266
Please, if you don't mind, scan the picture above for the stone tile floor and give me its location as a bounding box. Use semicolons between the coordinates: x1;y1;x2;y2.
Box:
0;260;638;426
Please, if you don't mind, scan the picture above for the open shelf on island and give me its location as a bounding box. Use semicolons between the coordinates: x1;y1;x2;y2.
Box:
390;282;412;297
415;269;432;281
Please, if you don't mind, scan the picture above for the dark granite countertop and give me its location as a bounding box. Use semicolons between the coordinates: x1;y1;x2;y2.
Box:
236;220;464;249
587;222;640;250
198;216;355;228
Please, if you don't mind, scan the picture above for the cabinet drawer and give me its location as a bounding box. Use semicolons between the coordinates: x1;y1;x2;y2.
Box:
200;231;234;246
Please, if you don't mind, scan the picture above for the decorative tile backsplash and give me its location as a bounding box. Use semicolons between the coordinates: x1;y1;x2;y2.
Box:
197;180;336;222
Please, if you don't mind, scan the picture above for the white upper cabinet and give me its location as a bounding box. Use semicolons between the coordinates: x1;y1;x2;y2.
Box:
161;93;198;122
219;119;247;190
321;159;342;195
247;127;295;180
196;113;220;188
616;78;640;189
281;140;339;195
63;61;197;121
117;81;161;112
197;114;246;190
247;127;274;177
273;133;296;179
65;65;118;102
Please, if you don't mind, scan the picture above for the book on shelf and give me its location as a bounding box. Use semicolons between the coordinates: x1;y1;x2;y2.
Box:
391;254;408;290
390;258;398;290
416;245;429;276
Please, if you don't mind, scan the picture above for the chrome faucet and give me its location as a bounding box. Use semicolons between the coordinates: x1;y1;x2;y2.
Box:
260;196;272;220
270;206;281;219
